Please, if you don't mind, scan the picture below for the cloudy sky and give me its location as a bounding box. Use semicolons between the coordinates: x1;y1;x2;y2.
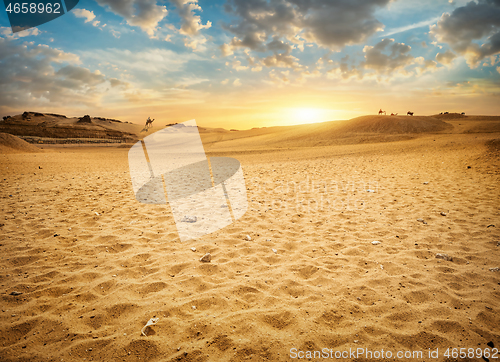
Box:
1;0;499;128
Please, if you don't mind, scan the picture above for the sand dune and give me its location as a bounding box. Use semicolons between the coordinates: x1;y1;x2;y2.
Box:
333;115;453;134
1;116;499;361
200;115;487;151
0;133;41;154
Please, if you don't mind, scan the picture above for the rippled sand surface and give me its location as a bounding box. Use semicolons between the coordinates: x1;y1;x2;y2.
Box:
1;128;499;361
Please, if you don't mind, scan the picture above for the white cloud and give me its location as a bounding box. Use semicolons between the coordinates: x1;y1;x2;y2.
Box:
330;38;433;81
80;47;200;74
435;49;457;65
0;27;41;39
73;9;96;23
171;0;211;36
381;16;440;37
95;0;168;37
169;0;212;52
362;38;414;75
0;38;127;111
230;60;249;71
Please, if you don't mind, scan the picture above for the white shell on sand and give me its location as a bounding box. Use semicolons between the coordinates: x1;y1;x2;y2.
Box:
436;253;453;261
200;253;211;262
181;215;197;223
371;241;381;245
141;317;159;336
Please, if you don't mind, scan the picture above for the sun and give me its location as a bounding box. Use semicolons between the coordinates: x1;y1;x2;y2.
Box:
287;107;324;125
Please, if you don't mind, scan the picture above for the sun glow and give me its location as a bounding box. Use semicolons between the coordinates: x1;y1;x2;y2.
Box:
285;107;335;126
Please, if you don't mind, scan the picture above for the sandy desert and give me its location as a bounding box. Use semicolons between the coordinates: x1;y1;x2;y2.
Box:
0;114;499;362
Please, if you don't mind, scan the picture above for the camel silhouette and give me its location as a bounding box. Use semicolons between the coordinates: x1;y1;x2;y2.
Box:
391;113;398;116
407;111;414;116
378;109;386;115
141;117;155;132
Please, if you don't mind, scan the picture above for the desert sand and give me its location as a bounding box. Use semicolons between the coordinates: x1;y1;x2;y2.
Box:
0;115;499;361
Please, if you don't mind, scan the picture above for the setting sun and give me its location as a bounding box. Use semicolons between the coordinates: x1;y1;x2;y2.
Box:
286;108;330;126
296;108;322;124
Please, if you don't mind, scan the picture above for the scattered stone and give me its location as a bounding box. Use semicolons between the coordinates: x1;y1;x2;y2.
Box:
489;267;499;272
200;253;211;263
9;291;22;296
181;215;197;223
94;212;99;216
417;218;427;224
190;247;196;252
272;248;277;254
78;115;92;124
467;166;471;169
141;317;159;337
192;306;196;310
435;253;453;261
423;182;429;185
487;224;495;228
440;212;447;216
371;241;381;245
112;274;117;277
245;235;252;241
380;265;384;270
366;189;375;193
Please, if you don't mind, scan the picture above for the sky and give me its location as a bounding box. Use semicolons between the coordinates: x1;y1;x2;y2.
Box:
0;0;500;129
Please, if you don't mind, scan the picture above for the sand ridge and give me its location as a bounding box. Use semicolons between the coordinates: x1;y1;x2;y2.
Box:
0;133;41;154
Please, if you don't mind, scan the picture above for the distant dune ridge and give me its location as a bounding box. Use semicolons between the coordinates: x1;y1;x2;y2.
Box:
0;112;138;141
1;111;500;151
200;114;500;151
334;115;453;134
